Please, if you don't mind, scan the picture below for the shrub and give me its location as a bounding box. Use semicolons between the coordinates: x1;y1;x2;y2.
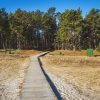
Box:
96;43;100;52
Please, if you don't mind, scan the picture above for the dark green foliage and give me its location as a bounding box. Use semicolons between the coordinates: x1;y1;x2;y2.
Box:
0;8;99;50
81;8;100;49
0;8;10;49
55;9;83;50
96;43;100;52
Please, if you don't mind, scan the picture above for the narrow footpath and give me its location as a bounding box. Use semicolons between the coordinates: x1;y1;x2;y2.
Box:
20;53;57;100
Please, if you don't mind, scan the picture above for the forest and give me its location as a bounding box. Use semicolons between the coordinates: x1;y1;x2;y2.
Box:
0;7;100;50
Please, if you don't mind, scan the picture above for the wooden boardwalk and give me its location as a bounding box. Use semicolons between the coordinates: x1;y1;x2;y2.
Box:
20;53;57;100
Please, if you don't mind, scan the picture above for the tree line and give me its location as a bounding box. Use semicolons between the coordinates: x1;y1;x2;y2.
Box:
0;7;100;50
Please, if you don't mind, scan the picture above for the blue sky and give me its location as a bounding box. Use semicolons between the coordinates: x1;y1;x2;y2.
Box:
0;0;100;17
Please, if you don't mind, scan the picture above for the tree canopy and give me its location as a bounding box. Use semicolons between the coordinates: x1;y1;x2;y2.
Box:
0;7;100;50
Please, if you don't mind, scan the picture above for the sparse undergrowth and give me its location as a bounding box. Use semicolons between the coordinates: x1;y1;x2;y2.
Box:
49;50;100;56
0;50;42;100
41;50;100;100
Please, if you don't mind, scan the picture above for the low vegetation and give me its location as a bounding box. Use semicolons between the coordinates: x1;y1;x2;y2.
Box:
49;50;100;56
41;50;100;99
0;50;41;100
96;43;100;52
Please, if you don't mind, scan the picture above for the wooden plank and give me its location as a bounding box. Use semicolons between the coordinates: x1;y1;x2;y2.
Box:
20;53;57;100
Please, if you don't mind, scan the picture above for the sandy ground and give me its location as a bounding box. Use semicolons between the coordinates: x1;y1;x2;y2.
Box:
0;50;99;100
0;50;42;100
0;54;30;100
41;53;100;100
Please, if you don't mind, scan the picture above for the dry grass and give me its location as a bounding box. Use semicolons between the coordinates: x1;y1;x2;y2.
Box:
49;50;100;56
0;55;27;81
16;50;42;56
0;54;30;99
0;50;42;99
0;50;42;83
0;50;42;80
41;50;100;98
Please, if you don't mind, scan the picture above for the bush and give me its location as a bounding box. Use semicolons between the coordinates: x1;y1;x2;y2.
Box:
96;43;100;52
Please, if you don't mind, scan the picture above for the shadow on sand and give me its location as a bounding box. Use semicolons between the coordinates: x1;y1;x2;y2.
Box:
38;54;62;100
